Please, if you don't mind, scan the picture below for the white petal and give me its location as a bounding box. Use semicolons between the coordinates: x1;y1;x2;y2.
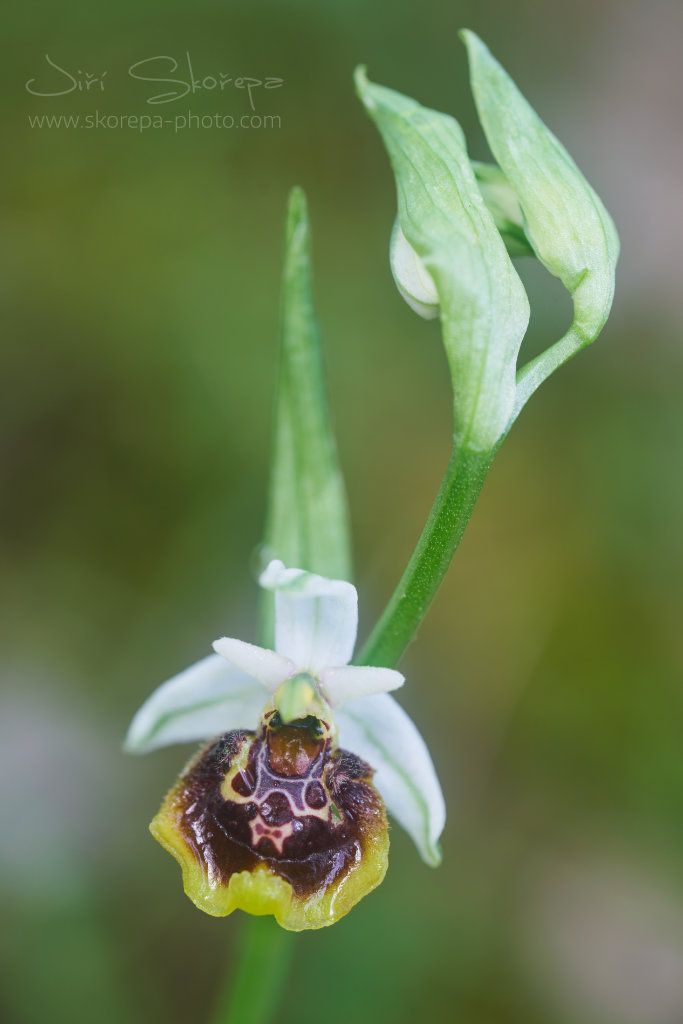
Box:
259;560;358;672
212;637;294;693
335;693;445;866
124;654;266;754
320;665;404;708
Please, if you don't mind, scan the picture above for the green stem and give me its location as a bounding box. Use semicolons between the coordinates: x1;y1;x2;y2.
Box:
210;917;294;1024
357;444;492;669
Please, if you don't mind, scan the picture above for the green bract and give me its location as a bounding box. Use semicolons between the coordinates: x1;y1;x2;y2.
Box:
356;66;530;454
261;188;352;645
461;30;619;424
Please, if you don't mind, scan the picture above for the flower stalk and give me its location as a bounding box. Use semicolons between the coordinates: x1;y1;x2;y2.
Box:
210;917;292;1024
357;444;491;669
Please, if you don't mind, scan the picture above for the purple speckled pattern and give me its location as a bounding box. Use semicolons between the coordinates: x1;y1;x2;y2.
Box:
168;711;387;899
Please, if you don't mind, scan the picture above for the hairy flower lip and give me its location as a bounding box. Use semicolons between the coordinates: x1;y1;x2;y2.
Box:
150;719;390;930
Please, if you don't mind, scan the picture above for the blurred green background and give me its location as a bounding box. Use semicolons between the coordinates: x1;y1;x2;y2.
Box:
2;1;682;1022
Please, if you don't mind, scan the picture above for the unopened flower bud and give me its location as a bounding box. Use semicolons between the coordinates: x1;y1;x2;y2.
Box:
390;220;440;319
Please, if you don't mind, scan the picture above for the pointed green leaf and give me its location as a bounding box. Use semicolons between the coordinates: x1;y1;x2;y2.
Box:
461;31;619;423
355;67;530;452
261;188;352;643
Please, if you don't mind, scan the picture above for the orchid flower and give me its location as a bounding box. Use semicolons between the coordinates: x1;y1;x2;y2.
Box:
126;560;445;931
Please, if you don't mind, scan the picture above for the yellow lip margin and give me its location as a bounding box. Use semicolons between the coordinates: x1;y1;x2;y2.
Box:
150;778;389;932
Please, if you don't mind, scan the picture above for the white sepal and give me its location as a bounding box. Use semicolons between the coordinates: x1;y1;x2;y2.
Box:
212;637;294;693
335;693;445;866
124;654;266;754
320;665;404;708
259;560;358;673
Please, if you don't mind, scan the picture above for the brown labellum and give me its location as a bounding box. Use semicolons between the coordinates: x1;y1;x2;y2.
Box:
150;710;389;930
